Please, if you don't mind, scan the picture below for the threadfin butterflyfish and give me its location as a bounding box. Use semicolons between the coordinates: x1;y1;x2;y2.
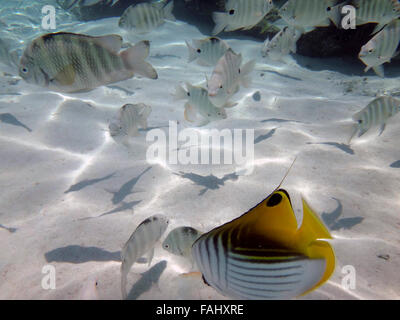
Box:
191;188;335;300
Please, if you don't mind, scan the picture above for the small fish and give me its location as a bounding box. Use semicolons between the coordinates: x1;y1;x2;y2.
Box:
175;82;229;125
118;1;175;34
261;26;302;61
19;32;158;93
162;226;203;258
120;214;169;299
350;96;400;141
186;37;229;66
212;0;274;35
207;49;255;107
109;103;152;142
279;0;341;30
352;0;400;33
358;19;400;77
192;187;335;300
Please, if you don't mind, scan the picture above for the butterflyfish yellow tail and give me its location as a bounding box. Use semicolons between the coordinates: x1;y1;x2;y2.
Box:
295;198;335;295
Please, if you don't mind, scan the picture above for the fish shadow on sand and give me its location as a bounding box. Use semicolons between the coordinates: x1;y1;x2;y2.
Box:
260;69;302;81
64;172;116;194
105;167;152;205
307;142;354;155
150;53;181;60
126;260;167;300
45;245;121;263
254;128;277;144
260;118;303;124
321;198;364;231
390;160;400;168
0;113;32;132
79;200;142;220
0;224;17;233
174;172;239;196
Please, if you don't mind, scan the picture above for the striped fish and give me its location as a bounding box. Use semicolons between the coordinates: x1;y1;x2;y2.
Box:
207;49;255;108
192;189;335;300
163;226;203;258
350;96;400;141
212;0;274;35
261;26;302;61
109;103;152;143
278;0;342;30
358;19;400;77
352;0;400;33
186;37;230;66
18;32;158;93
118;1;175;34
120;214;169;299
175;82;228;126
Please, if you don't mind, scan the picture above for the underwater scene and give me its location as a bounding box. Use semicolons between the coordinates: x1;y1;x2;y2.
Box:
0;0;399;300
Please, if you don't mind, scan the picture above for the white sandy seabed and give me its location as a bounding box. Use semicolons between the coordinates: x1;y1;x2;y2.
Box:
0;16;400;300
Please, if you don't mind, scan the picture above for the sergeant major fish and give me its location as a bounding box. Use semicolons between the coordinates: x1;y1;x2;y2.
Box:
19;32;158;93
186;37;230;66
261;26;302;61
351;0;400;34
191;186;335;300
175;82;229;126
162;226;203;258
120;214;169;299
349;96;400;142
358;19;400;77
118;0;175;34
212;0;274;35
278;0;342;30
207;49;255;108
109;103;152;143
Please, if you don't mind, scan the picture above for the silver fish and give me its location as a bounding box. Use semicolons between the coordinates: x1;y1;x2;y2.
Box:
261;26;302;61
19;32;158;93
186;37;230;66
350;96;400;141
120;214;169;299
162;226;203;258
212;0;274;35
353;0;400;33
118;1;175;34
358;19;400;77
109;103;152;142
279;0;341;30
207;49;255;107
175;82;228;126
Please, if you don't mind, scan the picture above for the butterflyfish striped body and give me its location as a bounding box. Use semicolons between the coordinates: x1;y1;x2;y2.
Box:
192;189;335;299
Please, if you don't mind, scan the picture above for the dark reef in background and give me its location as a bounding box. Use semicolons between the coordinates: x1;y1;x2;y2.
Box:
71;0;399;60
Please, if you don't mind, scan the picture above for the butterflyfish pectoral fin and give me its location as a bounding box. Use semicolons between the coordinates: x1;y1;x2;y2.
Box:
293;198;332;254
300;239;336;296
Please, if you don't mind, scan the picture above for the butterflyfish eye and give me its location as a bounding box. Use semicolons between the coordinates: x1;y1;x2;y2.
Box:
266;193;282;207
197;49;201;53
229;9;235;15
